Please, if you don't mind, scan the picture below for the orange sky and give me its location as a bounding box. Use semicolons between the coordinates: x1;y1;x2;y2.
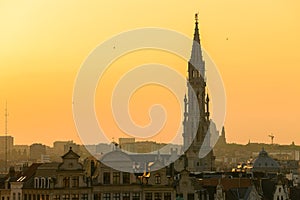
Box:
0;0;300;146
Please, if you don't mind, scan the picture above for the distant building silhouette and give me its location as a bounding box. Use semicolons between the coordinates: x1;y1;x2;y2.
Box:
0;135;14;158
216;126;227;146
29;143;46;161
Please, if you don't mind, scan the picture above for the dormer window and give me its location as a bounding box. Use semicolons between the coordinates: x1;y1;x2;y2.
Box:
47;177;51;188
122;172;130;184
40;177;45;188
103;172;110;184
155;174;161;184
63;177;70;188
34;177;39;188
113;172;120;184
72;176;79;188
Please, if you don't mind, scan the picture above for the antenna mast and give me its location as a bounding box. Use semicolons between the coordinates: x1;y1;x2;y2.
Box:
4;102;8;173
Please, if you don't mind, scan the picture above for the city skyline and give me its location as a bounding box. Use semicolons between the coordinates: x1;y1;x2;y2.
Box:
1;1;300;146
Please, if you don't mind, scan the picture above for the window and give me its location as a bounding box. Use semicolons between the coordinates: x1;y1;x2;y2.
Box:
122;193;130;200
81;194;88;200
154;193;162;200
28;195;31;200
48;177;52;188
93;193;101;200
45;196;49;200
103;172;110;184
63;177;70;188
41;177;45;188
62;195;69;200
13;193;16;200
72;176;79;187
45;178;48;188
34;177;39;188
113;172;120;184
164;193;171;200
145;193;152;200
53;195;60;200
24;194;27;200
155;174;161;184
103;193;110;200
132;193;140;200
122;172;130;184
279;187;282;192
187;193;194;200
112;193;120;200
193;70;199;78
72;195;79;200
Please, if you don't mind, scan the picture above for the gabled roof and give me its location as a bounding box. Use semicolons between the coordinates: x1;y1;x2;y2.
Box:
200;178;252;191
61;147;80;159
35;162;60;177
15;163;42;183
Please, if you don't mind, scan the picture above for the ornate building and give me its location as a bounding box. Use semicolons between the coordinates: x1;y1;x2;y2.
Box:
182;14;215;172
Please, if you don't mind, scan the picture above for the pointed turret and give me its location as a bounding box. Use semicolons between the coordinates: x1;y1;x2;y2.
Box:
216;126;227;145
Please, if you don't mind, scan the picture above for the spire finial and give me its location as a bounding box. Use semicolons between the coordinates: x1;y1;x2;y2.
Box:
195;13;199;23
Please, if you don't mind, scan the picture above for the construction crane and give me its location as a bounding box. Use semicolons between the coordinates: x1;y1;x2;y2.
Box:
268;134;275;145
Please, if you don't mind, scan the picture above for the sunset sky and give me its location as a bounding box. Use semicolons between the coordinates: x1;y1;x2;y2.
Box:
0;0;299;146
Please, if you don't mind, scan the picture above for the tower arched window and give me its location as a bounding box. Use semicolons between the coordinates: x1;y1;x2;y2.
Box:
193;70;199;78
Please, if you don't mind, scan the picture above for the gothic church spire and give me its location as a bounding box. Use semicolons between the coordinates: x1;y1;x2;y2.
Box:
189;13;205;79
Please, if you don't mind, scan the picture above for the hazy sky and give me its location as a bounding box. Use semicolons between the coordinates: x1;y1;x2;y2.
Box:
0;0;299;146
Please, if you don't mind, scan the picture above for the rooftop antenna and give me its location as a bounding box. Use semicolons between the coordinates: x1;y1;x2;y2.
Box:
268;133;274;145
4;101;8;173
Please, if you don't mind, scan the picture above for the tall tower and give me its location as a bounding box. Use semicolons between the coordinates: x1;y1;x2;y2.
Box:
182;14;214;172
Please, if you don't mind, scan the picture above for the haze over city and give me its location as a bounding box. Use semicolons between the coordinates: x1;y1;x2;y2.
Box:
0;1;300;146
